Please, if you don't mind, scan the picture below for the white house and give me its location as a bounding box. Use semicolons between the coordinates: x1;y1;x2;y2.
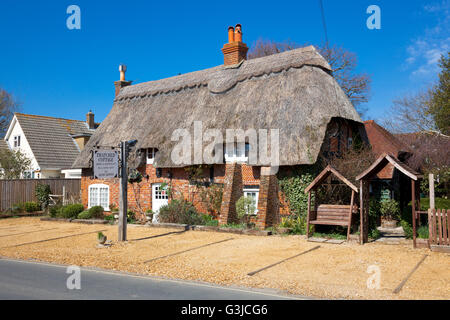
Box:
2;111;97;179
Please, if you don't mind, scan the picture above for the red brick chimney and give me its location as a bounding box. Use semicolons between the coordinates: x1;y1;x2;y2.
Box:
114;64;132;97
221;24;248;66
86;110;95;129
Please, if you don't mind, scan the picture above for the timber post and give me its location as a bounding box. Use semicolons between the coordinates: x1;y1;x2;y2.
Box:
118;141;128;242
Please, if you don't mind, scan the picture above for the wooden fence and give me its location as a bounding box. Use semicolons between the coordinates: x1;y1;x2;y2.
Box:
0;179;81;211
428;208;450;253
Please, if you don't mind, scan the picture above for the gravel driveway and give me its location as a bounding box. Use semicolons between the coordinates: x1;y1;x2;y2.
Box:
0;217;448;300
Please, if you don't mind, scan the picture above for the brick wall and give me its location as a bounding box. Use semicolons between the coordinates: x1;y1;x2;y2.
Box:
255;167;280;229
82;162;287;226
218;163;243;225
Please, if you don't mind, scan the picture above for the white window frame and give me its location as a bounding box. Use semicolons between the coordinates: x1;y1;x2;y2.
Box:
225;142;249;163
13;135;21;148
146;148;158;164
88;184;110;211
243;187;259;215
22;171;34;179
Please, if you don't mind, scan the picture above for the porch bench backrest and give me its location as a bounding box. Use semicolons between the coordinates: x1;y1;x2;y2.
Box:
315;204;354;223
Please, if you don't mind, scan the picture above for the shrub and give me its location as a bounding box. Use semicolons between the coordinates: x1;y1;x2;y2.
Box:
35;184;51;209
369;228;381;239
127;210;136;223
159;199;202;225
49;205;62;218
88;206;104;219
77;210;92;219
104;214;114;222
417;225;429;239
11;202;25;213
201;214;218;226
24;202;41;213
401;220;413;239
60;204;84;219
380;199;400;220
235;196;255;222
279;215;308;235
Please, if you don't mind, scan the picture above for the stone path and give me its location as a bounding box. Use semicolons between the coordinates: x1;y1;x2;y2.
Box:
375;226;406;244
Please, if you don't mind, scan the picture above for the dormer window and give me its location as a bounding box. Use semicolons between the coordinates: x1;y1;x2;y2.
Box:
224;142;250;163
146;148;159;164
13;135;21;148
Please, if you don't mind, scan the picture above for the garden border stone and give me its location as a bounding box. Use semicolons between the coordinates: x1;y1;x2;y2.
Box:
145;223;272;236
0;212;45;219
40;217;109;224
39;218;272;236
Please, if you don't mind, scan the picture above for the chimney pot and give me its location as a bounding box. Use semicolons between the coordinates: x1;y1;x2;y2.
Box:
119;64;127;81
221;24;248;66
228;26;235;43
234;24;242;42
114;64;132;97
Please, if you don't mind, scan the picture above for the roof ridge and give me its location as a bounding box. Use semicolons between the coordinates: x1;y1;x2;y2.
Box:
366;120;412;153
115;45;331;101
15;112;86;123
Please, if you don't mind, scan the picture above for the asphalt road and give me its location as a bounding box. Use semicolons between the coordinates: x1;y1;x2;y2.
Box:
0;258;303;300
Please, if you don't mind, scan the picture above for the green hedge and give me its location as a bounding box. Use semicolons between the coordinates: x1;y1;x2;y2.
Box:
24;202;41;213
77;210;92;219
88;206;104;219
60;204;84;219
159;199;203;225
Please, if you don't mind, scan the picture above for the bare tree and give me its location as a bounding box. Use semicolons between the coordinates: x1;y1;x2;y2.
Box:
0;88;19;137
396;132;450;197
247;39;371;117
381;89;441;135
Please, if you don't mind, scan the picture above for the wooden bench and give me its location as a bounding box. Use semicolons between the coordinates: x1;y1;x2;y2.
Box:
304;165;360;242
307;204;358;240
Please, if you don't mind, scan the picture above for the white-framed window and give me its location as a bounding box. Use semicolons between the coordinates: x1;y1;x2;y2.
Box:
23;171;34;179
146;148;159;164
13;135;21;148
243;186;259;215
88;184;110;211
225;142;250;163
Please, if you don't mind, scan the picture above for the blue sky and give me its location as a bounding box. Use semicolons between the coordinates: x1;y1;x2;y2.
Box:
0;0;448;123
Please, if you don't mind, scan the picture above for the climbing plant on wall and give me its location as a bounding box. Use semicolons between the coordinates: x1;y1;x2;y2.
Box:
278;166;319;218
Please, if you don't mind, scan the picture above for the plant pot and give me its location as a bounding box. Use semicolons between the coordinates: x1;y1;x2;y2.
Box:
381;218;398;228
98;236;107;245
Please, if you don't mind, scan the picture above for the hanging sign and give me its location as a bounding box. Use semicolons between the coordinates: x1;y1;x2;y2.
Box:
93;150;119;179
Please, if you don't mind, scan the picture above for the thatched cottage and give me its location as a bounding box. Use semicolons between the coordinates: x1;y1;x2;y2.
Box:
73;25;364;228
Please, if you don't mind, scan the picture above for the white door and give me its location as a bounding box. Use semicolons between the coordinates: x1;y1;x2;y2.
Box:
152;183;169;213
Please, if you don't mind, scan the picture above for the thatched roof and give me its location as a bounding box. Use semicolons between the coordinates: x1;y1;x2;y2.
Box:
73;45;361;169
